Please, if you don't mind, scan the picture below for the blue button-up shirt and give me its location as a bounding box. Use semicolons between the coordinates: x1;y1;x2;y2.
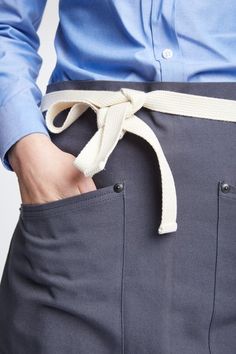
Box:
1;0;236;171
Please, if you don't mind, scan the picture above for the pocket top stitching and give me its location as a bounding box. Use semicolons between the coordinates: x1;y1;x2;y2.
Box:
20;187;125;219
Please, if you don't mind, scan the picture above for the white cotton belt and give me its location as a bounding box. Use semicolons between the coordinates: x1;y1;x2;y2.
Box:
40;87;236;235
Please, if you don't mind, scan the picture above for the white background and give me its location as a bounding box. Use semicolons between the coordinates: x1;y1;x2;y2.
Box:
0;0;59;278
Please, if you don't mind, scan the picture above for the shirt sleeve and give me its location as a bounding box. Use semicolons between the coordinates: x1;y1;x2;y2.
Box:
0;0;50;172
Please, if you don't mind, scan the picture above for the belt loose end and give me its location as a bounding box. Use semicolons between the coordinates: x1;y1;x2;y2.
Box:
158;222;178;235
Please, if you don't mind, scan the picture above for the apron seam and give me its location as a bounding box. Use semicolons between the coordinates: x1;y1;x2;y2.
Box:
120;181;127;354
207;183;220;354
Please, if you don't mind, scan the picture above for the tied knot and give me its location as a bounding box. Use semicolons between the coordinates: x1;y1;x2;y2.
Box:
120;87;146;116
97;88;146;139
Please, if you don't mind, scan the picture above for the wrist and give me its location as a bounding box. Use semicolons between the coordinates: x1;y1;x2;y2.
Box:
8;133;52;173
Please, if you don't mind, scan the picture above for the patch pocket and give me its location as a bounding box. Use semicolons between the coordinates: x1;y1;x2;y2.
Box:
209;180;236;353
14;180;126;352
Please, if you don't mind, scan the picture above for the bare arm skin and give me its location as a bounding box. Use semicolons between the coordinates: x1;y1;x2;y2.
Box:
8;133;97;205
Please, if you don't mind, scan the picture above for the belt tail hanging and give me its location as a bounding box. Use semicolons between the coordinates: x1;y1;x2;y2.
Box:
124;115;178;235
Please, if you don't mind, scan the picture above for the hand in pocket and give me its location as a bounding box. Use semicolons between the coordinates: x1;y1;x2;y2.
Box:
9;133;97;205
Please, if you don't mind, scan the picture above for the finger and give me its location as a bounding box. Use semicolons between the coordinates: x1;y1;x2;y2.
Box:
77;176;97;194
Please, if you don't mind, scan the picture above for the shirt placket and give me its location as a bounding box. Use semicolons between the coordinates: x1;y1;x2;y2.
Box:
151;0;186;82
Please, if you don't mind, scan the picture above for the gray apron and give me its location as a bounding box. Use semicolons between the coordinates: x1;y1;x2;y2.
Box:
0;80;236;354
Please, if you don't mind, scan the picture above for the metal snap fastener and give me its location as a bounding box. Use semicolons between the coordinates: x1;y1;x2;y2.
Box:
113;183;124;193
221;182;230;193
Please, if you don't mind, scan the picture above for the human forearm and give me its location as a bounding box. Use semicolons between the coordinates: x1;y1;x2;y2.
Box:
0;0;48;172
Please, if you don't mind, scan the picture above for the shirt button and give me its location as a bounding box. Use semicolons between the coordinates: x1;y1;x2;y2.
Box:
221;182;230;193
162;48;173;59
113;183;124;193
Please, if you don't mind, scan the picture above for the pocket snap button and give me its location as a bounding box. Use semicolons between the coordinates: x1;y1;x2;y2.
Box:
113;183;124;193
221;182;230;193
